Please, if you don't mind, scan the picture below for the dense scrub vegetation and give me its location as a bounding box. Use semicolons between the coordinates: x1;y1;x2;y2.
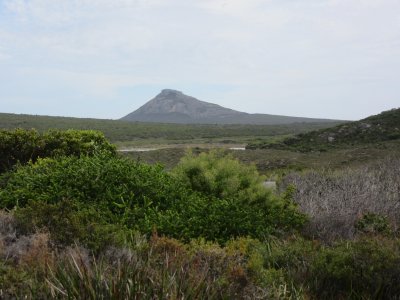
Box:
0;152;305;247
0;129;115;173
2;211;400;299
125;139;400;174
1;128;400;299
0;112;341;144
248;108;400;151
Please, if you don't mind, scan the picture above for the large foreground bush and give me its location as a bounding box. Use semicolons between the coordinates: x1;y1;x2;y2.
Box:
0;152;305;246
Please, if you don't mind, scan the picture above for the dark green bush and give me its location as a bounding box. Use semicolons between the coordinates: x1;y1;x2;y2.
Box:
0;154;174;211
311;237;400;299
250;235;400;299
0;153;182;231
0;152;305;246
0;128;116;173
355;213;391;235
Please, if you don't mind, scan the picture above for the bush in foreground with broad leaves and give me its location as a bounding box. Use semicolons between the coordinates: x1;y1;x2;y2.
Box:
0;151;305;247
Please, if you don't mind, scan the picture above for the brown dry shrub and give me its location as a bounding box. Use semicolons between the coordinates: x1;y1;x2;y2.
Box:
281;156;400;242
0;210;53;270
18;233;53;269
0;210;16;255
0;211;54;298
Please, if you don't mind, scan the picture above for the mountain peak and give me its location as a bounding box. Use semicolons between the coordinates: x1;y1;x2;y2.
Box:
121;89;339;125
121;89;243;123
160;89;183;96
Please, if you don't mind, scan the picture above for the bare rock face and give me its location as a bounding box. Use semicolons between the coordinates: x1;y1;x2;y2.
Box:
121;89;338;125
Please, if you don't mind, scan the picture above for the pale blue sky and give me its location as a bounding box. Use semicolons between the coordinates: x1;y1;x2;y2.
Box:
0;0;399;120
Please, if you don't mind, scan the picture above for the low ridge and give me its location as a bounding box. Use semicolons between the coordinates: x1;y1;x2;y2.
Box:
247;108;400;151
121;89;339;125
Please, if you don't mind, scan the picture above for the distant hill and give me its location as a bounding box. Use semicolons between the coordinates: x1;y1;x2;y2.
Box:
121;89;340;125
248;108;400;151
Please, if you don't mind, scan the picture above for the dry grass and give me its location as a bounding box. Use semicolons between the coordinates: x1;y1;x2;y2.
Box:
1;217;274;299
0;210;16;249
1;211;51;266
46;235;270;300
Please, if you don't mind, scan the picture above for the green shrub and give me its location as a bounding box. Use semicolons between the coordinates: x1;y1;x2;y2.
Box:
355;213;391;235
311;237;400;299
0;152;306;246
0;128;116;173
246;235;400;299
0;262;42;298
173;150;267;201
172;151;307;240
0;153;175;212
0;128;41;173
0;153;185;246
14;199;132;252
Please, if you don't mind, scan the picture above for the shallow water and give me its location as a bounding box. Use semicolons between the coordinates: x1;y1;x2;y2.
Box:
117;148;158;152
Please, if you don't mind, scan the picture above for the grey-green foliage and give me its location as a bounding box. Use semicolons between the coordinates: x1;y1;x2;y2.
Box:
172;150;307;239
173;150;268;201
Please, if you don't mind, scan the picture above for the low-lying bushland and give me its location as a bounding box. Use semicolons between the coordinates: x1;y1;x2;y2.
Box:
2;129;400;299
2;209;400;299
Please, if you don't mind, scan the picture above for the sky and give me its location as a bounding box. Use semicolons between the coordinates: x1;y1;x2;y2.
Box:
0;0;399;120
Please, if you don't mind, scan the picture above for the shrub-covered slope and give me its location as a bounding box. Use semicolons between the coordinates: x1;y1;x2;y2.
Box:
248;108;400;151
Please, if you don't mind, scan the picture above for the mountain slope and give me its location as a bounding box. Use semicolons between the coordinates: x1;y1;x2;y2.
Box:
247;108;400;151
121;89;339;125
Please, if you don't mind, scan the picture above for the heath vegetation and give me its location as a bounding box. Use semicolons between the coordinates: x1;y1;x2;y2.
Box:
248;108;400;152
1;128;400;299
